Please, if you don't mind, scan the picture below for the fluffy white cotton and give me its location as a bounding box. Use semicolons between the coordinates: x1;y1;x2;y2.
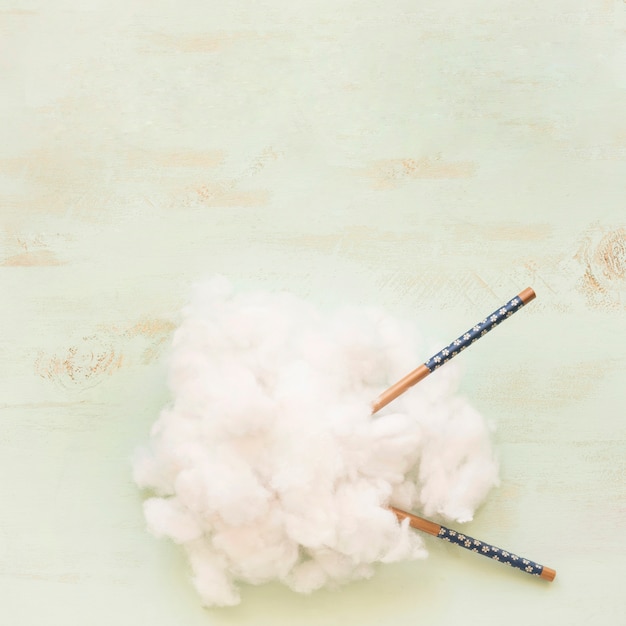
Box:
133;277;499;606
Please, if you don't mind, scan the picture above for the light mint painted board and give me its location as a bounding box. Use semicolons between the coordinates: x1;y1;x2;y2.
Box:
1;1;625;624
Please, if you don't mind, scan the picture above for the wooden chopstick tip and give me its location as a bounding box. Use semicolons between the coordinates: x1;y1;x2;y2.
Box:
389;505;441;537
519;287;536;304
540;566;556;582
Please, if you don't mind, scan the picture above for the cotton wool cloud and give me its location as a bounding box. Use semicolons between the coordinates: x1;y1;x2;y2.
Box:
133;277;499;606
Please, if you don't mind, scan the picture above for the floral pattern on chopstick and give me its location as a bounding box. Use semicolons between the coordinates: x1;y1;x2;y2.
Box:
438;526;544;576
425;296;525;372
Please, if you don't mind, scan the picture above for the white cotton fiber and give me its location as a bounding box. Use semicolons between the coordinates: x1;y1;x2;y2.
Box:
133;277;499;606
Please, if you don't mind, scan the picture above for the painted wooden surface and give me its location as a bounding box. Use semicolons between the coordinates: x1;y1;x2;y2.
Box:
1;1;625;624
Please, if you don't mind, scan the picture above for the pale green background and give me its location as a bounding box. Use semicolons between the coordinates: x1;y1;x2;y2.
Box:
1;1;625;624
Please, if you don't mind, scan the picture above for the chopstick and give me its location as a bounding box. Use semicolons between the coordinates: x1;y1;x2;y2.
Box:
391;507;556;581
372;287;536;413
373;288;556;581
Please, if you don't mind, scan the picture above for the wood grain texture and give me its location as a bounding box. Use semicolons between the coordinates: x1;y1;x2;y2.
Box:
364;157;477;189
1;1;625;625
